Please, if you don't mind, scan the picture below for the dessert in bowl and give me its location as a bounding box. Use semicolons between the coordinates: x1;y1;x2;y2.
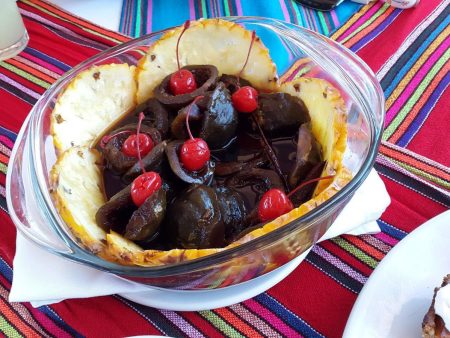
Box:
7;17;384;289
423;274;450;337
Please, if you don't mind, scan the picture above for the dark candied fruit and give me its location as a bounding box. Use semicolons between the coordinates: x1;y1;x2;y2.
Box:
225;168;284;209
154;65;218;109
200;82;238;149
165;185;246;249
130;98;170;138
171;103;203;140
219;74;251;94
216;186;248;243
256;92;310;136
288;124;322;189
165;140;215;185
96;185;135;233
214;152;268;177
96;65;327;252
101;124;161;174
96;183;167;242
123;141;168;183
125;188;166;241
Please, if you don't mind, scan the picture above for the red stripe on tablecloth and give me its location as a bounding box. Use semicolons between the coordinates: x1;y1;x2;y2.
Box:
22;17;103;68
0;92;33;133
356;0;441;73
407;88;450;167
268;261;356;338
21;0;128;43
51;297;162;337
0;213;17;266
380;176;448;233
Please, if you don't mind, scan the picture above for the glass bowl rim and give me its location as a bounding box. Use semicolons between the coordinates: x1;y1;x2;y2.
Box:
26;16;385;277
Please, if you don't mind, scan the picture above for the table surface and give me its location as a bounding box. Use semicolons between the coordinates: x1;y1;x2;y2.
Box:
0;0;449;337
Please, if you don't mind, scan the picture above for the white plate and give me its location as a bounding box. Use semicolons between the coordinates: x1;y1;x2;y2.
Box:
120;250;308;311
343;210;450;338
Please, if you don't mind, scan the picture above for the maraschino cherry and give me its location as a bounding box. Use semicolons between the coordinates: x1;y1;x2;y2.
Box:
258;175;335;222
129;112;162;207
180;96;210;172
232;31;258;113
169;20;197;95
258;189;294;222
131;171;162;207
122;133;154;158
99;114;154;159
232;86;258;113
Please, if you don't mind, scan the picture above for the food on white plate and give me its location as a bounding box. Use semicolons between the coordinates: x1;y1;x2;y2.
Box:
49;18;350;266
423;274;450;338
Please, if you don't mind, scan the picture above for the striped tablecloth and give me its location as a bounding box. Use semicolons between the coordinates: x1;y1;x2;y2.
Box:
0;0;449;337
119;0;362;37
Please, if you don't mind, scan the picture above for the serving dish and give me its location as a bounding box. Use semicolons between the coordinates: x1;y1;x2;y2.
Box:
343;210;450;338
6;17;384;290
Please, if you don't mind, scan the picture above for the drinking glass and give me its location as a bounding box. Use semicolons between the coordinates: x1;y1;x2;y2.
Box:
0;0;29;61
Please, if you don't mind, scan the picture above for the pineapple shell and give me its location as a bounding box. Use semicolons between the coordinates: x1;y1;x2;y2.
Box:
50;147;107;255
51;64;137;153
136;18;279;104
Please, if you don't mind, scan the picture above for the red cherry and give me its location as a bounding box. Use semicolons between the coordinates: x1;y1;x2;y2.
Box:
122;133;154;158
180;138;210;172
258;188;294;222
131;172;162;207
169;69;197;95
232;86;258;113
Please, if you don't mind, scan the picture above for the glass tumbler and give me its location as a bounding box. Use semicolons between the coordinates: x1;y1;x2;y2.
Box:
0;0;29;61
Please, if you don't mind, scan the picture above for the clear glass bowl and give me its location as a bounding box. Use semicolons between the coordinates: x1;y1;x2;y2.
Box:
6;17;384;290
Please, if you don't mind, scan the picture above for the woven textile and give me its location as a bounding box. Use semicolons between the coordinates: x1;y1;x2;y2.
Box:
119;0;362;37
0;0;449;337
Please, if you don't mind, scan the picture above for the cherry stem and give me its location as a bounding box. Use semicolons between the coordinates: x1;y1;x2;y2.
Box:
185;96;204;140
237;30;256;84
287;175;335;198
100;130;133;148
176;20;190;71
136;112;146;175
251;113;290;192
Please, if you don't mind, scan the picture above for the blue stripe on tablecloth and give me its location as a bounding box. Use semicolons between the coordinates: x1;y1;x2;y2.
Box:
119;0;361;37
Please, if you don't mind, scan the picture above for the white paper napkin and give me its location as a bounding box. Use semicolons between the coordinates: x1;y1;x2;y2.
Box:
9;169;389;307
